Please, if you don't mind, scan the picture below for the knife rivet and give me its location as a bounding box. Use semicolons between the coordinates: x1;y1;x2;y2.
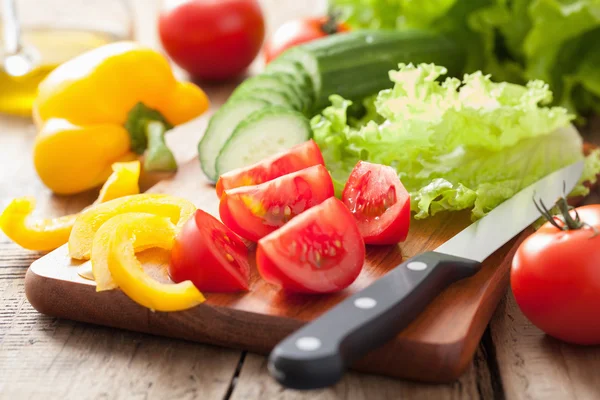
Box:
407;261;427;271
295;337;321;351
354;297;377;309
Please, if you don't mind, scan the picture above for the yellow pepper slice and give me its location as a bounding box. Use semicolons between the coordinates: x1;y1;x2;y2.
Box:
103;213;205;311
33;41;209;195
0;161;141;251
68;193;196;260
0;197;77;252
95;161;140;204
92;212;167;291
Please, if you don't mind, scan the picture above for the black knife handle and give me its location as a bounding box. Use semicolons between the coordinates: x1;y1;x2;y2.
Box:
267;251;481;390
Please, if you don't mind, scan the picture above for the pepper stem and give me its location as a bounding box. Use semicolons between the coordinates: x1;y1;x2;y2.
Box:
144;121;177;172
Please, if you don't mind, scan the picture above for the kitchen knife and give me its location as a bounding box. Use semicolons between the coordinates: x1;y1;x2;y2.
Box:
268;160;584;390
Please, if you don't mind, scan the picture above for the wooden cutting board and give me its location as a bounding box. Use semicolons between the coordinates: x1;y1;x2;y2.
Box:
24;157;529;384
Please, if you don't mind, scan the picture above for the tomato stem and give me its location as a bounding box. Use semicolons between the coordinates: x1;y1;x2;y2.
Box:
321;9;343;35
533;183;599;237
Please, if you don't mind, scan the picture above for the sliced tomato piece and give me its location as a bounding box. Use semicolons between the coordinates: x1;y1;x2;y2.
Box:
342;161;410;245
216;139;324;198
219;164;334;242
257;197;365;294
169;209;250;292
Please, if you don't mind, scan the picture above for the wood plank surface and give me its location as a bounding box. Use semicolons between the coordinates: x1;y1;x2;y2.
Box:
1;0;599;398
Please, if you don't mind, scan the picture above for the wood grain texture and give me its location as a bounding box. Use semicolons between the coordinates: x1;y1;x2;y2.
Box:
0;1;243;398
490;291;600;400
2;0;600;398
488;151;600;400
229;352;486;400
0;0;481;398
25;152;526;383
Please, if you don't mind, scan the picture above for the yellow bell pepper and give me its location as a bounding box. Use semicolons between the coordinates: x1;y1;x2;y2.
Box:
0;161;141;251
68;193;196;260
33;41;210;195
101;213;204;311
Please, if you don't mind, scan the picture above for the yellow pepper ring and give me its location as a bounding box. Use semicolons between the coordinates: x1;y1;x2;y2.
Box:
68;193;196;260
0;161;141;252
0;197;77;252
92;212;168;291
104;213;205;312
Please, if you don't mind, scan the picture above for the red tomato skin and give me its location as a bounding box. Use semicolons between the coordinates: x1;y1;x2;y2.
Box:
257;197;365;294
219;165;334;242
216;140;324;198
169;209;250;292
159;0;265;80
264;17;350;63
362;201;411;245
256;245;311;293
342;161;411;245
511;205;600;345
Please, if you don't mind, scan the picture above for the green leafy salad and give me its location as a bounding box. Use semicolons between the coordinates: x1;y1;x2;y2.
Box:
330;0;600;117
312;63;600;220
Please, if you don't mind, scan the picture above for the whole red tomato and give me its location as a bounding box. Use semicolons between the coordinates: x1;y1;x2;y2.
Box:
511;203;600;345
159;0;265;80
264;15;350;63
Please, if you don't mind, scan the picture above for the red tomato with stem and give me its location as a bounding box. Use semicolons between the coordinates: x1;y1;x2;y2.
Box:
169;209;250;292
342;161;411;245
264;15;350;63
216;140;324;198
511;202;600;345
219;165;334;242
158;0;265;80
257;197;365;293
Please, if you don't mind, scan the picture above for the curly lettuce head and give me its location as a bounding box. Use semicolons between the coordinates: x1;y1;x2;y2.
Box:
312;63;584;220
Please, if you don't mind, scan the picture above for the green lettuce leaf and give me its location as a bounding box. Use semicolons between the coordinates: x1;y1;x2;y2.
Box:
312;63;584;219
571;147;600;197
329;0;600;117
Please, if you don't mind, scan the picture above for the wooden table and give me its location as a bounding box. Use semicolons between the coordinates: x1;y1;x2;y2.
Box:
2;1;600;399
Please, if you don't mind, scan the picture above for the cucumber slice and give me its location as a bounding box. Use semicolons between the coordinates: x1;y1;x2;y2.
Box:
231;88;298;110
215;107;311;176
265;59;315;106
264;72;313;115
274;49;319;101
198;97;269;181
234;72;311;114
230;80;303;112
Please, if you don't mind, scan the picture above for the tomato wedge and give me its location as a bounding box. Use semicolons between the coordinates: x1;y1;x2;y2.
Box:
342;161;410;245
215;140;324;198
257;197;365;294
219;164;334;242
169;209;250;292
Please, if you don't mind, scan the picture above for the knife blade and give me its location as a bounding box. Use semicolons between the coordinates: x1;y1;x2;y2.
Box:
267;160;584;390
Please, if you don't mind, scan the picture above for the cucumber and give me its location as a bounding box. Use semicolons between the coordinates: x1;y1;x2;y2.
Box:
199;29;465;181
230;88;299;110
198;98;268;181
279;29;465;111
264;59;315;106
274;49;319;103
230;79;304;112
215;107;311;176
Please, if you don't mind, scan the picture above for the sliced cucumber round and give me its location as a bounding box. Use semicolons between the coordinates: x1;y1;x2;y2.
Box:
230;83;303;112
231;73;310;114
265;59;316;106
198;97;269;181
215;107;312;176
